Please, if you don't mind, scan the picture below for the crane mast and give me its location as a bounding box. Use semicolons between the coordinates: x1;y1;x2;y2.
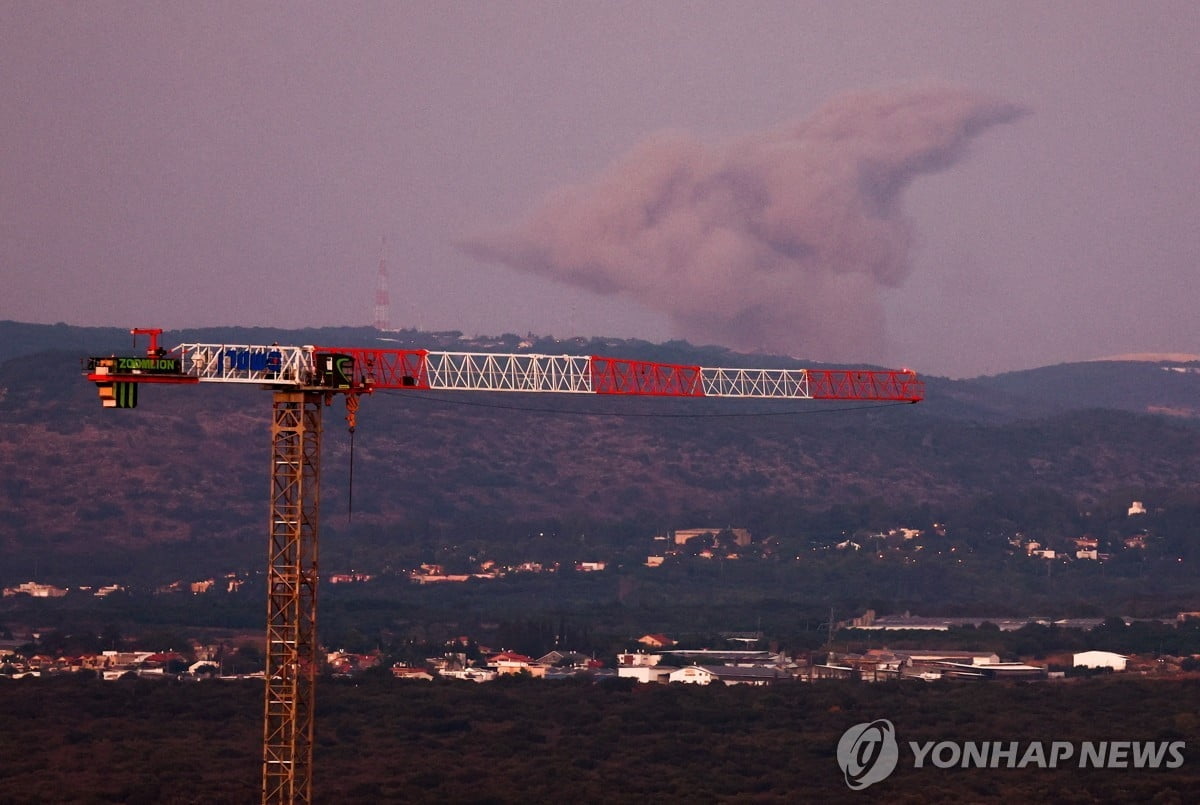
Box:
262;391;321;802
84;329;923;804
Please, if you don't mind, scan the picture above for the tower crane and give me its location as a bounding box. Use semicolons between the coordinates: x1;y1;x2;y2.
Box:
84;327;924;804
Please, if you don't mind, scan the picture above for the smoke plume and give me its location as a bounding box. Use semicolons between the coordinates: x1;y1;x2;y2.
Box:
463;85;1025;361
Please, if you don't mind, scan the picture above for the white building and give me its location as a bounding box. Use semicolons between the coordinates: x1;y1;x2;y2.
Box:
618;665;678;684
617;652;662;667
903;651;1001;666
440;667;497;682
2;582;68;598
670;666;720;685
1072;650;1129;671
668;665;788;686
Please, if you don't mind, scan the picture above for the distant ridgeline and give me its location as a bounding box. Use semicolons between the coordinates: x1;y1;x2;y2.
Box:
6;319;1200;589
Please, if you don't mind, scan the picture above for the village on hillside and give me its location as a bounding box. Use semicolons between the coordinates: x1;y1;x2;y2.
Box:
3;503;1165;603
4;622;1197;685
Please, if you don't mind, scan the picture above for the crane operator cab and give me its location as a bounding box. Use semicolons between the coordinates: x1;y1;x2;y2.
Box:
314;353;356;390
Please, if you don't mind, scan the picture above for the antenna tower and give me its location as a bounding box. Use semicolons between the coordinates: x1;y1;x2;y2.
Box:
372;237;390;331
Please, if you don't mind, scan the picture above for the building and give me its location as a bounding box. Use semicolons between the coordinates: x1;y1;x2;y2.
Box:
391;666;434;681
440;667;497;682
665;649;780;666
902;651;1001;666
618;664;678;684
1073;650;1129;671
934;662;1047;680
668;665;789;686
330;572;374;584
618;652;663;667
3;582;69;598
838;650;906;681
487;652;545;677
851;613;1040;632
809;664;856;681
536;650;597;670
673;528;751;546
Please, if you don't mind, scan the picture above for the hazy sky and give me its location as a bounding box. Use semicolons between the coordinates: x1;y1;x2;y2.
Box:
2;2;1197;377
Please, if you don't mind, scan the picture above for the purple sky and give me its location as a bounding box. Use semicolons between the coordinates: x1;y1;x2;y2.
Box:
3;2;1197;377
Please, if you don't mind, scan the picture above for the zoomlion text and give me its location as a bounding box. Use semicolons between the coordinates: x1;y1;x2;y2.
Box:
116;357;179;371
909;741;1185;770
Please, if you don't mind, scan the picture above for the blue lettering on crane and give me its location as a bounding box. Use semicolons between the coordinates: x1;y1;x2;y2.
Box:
220;349;284;376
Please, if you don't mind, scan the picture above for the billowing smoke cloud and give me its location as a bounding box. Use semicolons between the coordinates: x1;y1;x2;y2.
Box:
463;85;1025;361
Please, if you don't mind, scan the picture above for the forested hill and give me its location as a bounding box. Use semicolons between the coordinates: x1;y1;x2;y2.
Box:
3;320;1200;582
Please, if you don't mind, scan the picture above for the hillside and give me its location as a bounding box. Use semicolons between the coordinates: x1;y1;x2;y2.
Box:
974;360;1200;419
3;321;1200;583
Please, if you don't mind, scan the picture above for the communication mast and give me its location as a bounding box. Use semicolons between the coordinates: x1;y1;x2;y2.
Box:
372;237;390;331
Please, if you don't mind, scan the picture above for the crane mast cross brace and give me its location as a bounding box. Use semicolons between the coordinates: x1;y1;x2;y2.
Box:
83;328;923;804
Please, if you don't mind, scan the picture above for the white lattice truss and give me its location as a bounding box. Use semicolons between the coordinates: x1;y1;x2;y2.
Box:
700;367;810;398
423;352;595;393
177;343;311;385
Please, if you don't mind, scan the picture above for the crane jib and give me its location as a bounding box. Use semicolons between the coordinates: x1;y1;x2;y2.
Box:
84;339;924;403
312;348;923;402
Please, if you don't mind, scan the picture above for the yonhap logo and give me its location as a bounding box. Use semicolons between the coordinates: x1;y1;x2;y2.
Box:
837;719;900;790
835;719;1186;791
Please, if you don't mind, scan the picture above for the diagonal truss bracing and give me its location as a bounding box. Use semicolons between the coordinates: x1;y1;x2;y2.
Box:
263;392;322;805
177;343;311;385
316;348;924;402
424;352;594;392
700;367;810;398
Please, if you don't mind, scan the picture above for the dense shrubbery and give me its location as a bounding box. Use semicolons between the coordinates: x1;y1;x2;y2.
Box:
0;674;1196;803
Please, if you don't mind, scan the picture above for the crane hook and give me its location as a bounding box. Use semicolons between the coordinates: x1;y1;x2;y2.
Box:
344;393;360;432
345;393;361;522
